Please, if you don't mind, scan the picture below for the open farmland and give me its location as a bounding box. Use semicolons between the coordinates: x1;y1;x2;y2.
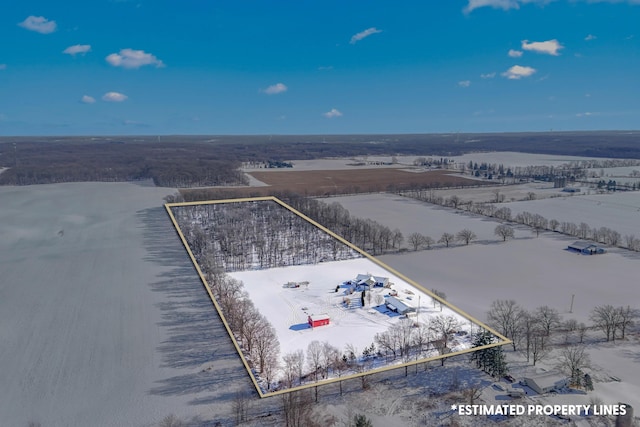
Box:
503;192;640;240
0;182;263;427
320;193;640;322
183;168;483;198
324;193;531;244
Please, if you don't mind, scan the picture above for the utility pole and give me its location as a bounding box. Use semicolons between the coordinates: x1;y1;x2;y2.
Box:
569;294;575;314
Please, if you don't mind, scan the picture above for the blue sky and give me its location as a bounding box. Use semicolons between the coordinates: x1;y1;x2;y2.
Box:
0;0;638;135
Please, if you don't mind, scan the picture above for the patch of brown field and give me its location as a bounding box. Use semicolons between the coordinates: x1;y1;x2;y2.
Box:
182;169;486;199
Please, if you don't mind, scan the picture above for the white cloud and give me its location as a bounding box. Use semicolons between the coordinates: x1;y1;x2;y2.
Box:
501;65;537;79
323;108;343;118
508;49;523;57
521;39;563;55
350;27;382;44
585;34;597;41
458;80;471;87
262;83;288;95
102;92;128;102
81;95;96;104
63;44;91;56
18;16;57;34
318;66;334;71
0;64;6;70
576;111;598;117
464;0;519;13
105;49;164;69
465;0;640;13
480;72;496;78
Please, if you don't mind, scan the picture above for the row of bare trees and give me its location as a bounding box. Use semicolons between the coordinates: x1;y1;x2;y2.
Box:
406;229;477;251
401;187;640;251
281;196;405;255
487;299;638;360
374;315;463;368
206;271;281;389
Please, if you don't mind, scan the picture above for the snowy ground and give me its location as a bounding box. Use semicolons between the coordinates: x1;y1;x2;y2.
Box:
323;193;531;245
0;182;262;427
243;152;607;172
412;182;583;203
504;191;640;240
228;258;487;384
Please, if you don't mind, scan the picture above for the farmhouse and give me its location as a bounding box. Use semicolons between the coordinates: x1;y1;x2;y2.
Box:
353;273;389;288
568;241;606;255
522;373;568;394
385;295;416;315
308;314;330;328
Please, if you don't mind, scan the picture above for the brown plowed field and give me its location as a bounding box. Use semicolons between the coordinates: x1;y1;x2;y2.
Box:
183;169;485;199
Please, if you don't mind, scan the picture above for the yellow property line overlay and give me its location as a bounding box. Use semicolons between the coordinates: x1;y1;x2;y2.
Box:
165;196;511;398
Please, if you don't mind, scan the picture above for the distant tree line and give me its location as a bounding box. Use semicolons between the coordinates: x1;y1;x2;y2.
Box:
400;188;640;252
0;141;248;187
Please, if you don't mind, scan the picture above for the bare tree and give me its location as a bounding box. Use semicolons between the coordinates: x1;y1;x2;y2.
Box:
281;389;315;427
408;232;427;251
423;235;435;249
158;414;184;427
429;314;460;349
494;224;515;241
462;385;483;405
557;345;591;387
577;322;588;344
232;391;252;425
431;289;447;311
549;219;559;231
307;340;323;382
438;232;455;248
487;299;524;351
456;229;477;245
578;222;590;239
590;304;618;341
535;306;562;337
615;305;637;340
531;335;550;366
321;342;339;379
283;350;305;388
448;195;461;209
625;234;640;251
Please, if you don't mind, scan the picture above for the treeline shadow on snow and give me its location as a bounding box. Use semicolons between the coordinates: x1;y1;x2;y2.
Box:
137;207;251;404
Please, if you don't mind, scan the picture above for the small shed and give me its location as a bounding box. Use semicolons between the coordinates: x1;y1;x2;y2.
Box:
568;241;606;255
385;296;415;315
308;314;330;328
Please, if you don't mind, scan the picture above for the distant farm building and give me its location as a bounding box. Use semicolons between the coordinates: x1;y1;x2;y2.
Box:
522;373;568;394
353;273;389;288
308;314;330;328
385;296;416;315
562;187;581;193
568;241;606;255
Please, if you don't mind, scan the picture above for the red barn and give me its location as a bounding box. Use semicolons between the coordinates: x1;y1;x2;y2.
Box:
308;314;330;328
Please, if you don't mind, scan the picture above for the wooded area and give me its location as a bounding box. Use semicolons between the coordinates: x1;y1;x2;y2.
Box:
2;131;640;186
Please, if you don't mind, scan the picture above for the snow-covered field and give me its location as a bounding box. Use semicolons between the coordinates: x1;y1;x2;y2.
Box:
504;192;640;240
324;193;530;244
0;182;257;427
318;193;640;324
228;258;483;367
245;152;607;172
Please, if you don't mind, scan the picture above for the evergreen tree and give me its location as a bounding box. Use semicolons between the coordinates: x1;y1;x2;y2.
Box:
584;373;594;391
354;414;373;427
